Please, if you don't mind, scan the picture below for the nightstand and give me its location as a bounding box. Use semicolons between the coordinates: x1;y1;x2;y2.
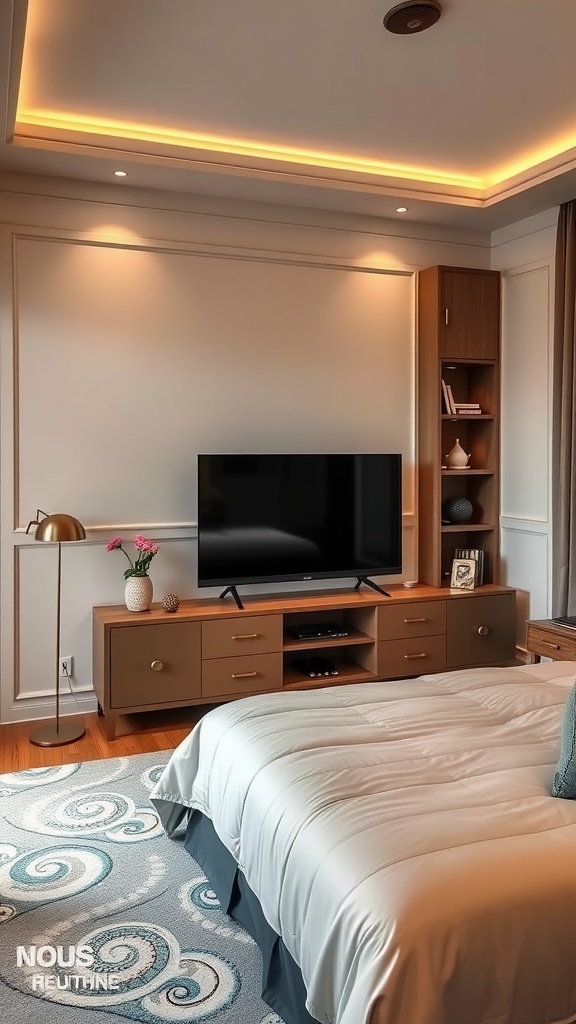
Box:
526;619;576;662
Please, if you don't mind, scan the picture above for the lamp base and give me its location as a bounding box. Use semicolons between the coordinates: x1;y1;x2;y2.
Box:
29;719;86;747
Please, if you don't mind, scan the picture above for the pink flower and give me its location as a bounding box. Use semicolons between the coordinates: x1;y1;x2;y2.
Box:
134;534;152;551
107;534;159;578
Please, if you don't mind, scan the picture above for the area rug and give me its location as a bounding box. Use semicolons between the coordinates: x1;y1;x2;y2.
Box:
0;752;284;1024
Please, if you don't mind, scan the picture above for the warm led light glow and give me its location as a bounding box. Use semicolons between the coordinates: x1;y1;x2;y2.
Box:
487;131;576;186
15;110;484;189
14;109;576;196
396;206;408;213
113;169;127;177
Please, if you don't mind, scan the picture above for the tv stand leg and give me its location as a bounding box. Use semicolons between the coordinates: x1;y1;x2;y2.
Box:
354;576;391;597
219;585;244;610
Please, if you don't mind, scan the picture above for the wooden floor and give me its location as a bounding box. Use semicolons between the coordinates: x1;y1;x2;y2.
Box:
0;705;215;772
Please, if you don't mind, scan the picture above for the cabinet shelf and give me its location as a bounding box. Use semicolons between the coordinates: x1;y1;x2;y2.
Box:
441;414;494;421
283;629;374;651
441;468;494;476
441;523;494;533
283;660;376;689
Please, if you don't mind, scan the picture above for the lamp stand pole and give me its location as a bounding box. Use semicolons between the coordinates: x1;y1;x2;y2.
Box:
30;541;86;747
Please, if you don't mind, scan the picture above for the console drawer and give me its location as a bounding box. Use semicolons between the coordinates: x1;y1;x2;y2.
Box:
202;614;282;659
202;652;282;698
378;635;446;679
378;601;446;640
110;622;201;709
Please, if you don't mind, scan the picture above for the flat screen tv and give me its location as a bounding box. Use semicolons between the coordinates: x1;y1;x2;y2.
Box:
197;453;402;591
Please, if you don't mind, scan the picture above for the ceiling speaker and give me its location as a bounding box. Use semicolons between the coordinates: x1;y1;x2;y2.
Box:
383;1;442;34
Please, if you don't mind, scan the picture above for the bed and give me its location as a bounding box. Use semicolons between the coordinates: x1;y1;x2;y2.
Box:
150;660;576;1024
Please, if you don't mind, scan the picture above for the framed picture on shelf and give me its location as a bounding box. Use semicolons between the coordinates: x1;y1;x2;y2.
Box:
454;547;484;585
450;557;476;590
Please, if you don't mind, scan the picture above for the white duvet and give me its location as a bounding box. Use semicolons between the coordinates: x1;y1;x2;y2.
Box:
151;661;576;1024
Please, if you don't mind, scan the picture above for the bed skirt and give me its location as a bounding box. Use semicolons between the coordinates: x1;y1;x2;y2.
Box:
183;810;317;1024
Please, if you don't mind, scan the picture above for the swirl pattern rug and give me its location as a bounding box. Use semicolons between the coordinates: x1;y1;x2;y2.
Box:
0;752;284;1024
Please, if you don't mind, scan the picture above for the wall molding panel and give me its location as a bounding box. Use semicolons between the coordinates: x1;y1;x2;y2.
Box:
3;190;472;724
497;241;555;625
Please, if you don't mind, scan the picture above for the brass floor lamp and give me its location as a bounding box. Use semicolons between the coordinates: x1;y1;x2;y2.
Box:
26;510;87;747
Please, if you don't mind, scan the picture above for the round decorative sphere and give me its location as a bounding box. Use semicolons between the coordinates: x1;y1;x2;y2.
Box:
162;593;180;613
442;496;473;524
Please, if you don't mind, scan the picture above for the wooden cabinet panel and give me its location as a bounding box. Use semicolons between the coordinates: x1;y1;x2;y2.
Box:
378;600;446;640
202;614;282;659
202;653;282;698
378;635;446;678
110;622;201;709
447;593;516;668
440;270;500;360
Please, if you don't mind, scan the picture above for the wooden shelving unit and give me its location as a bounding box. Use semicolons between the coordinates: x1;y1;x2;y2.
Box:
417;265;502;587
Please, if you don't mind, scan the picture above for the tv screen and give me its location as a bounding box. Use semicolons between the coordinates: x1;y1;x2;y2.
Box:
197;454;402;588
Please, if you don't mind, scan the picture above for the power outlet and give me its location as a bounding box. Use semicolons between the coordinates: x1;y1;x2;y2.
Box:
59;655;74;679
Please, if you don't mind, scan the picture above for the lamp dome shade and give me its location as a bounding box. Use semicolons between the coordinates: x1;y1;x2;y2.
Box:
34;513;86;542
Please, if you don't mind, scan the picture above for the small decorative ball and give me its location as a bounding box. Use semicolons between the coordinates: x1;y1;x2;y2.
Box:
442;496;473;524
162;593;180;613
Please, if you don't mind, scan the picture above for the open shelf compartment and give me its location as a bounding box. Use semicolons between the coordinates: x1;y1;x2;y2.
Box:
282;606;377;650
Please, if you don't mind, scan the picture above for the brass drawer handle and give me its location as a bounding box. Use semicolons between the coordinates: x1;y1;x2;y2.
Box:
231;670;258;679
477;626;489;636
403;617;427;623
404;652;427;660
150;660;163;672
232;633;259;640
541;640;560;650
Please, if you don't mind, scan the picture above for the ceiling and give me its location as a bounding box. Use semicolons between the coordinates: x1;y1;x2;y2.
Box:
2;0;576;231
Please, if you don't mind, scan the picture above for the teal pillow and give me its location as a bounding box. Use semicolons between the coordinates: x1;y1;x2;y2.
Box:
552;682;576;798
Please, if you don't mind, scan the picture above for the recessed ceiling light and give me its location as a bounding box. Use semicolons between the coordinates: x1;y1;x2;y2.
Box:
113;170;127;177
396;206;408;213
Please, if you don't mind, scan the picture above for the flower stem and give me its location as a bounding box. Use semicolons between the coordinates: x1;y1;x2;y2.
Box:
120;546;134;571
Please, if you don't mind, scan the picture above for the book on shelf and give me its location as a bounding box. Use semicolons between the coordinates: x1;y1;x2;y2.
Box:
441;379;455;415
454;407;482;415
454;402;481;409
454;547;484;585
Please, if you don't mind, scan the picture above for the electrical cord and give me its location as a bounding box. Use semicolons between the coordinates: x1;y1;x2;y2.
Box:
62;663;83;707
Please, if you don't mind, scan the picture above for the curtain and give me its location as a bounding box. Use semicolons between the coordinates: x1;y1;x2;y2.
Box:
552;200;576;615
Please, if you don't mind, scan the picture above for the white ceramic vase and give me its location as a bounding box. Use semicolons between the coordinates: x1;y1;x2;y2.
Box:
124;574;153;612
445;438;470;469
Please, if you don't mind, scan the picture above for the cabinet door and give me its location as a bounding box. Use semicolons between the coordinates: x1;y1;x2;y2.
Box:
110;622;201;709
447;594;516;668
440;271;500;360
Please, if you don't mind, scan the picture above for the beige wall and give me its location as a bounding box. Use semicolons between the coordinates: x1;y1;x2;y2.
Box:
491;208;558;651
0;175;494;723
